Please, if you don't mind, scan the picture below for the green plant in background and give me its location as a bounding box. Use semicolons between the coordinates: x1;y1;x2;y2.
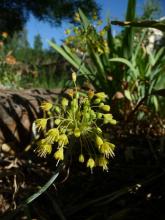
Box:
49;0;165;120
33;72;116;172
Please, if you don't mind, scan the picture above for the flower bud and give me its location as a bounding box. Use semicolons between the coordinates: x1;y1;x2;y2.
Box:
95;135;103;147
61;97;69;108
54;118;61;125
96;127;102;134
96;112;102;119
58;134;69;146
110;119;117;125
90;110;96;119
79;154;85;163
71;98;78;110
103;114;113;124
72;72;77;82
100;105;110;112
54;148;64;160
93;98;101;104
95;92;107;100
54;106;60;113
87;158;95;171
74;127;81;137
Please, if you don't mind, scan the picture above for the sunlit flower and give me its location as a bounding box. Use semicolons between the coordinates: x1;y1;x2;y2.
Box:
54;148;64;160
87;158;95;172
45;128;59;143
58;134;69;147
36;139;52;157
40;102;53;111
35;118;47;131
74;127;81;137
97;156;109;171
95;135;103;147
99;142;115;158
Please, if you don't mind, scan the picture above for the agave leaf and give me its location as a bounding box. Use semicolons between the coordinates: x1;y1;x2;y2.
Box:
109;57;138;79
49;41;91;78
122;0;136;58
111;20;165;32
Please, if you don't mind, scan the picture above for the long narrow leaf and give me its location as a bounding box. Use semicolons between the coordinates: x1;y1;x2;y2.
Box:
122;0;136;58
78;8;90;30
109;57;137;78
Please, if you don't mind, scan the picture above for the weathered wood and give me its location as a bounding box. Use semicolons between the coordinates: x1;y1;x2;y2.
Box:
0;88;61;151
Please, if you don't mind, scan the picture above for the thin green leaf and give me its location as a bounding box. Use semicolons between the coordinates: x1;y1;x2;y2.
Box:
78;8;90;30
109;57;137;78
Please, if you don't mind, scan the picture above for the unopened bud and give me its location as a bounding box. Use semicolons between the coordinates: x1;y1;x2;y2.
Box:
72;72;77;82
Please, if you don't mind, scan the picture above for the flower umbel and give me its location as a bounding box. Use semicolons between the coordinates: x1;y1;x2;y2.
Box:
33;76;116;173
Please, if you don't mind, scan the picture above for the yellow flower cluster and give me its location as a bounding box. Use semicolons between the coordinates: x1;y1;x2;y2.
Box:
64;12;109;55
33;73;116;172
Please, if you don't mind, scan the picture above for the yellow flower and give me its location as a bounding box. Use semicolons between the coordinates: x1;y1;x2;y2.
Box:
95;135;103;147
100;105;110;112
87;158;95;172
36;139;52;158
98;156;109;171
45;128;59;143
40;102;53;111
35;118;47;130
79;154;85;163
74;127;81;137
58;134;69;147
99;142;115;158
54;148;64;160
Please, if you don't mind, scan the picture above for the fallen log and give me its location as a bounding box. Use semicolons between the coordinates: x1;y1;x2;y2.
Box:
0;88;61;152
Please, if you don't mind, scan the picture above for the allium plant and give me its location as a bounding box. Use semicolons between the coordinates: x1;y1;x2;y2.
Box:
33;73;117;172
